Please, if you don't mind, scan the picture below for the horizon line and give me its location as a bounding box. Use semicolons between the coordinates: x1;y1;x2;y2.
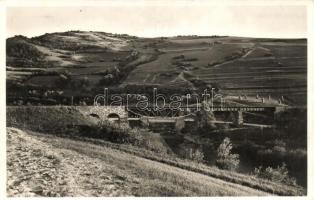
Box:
7;30;308;40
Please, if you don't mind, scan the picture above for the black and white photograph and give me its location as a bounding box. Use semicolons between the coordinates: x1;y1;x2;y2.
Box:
1;0;313;198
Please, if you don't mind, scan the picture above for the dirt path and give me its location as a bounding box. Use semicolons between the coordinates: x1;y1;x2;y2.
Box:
171;71;185;82
7;127;132;197
171;71;197;90
241;48;255;58
7;127;270;197
213;47;255;68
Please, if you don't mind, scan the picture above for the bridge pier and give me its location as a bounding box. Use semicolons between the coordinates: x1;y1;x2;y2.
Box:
233;111;243;127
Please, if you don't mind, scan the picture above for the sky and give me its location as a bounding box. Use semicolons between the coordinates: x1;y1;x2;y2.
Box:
6;5;307;38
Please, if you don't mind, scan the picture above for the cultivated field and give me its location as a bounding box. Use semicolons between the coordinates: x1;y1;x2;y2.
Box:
124;38;306;105
6;32;307;106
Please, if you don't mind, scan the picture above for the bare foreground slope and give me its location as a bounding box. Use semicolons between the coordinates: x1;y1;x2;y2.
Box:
7;127;272;197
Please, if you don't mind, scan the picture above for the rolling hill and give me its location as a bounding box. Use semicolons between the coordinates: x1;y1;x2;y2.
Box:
6;31;307;106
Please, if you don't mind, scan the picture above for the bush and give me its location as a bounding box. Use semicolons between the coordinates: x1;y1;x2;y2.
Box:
253;163;297;186
192;148;205;162
178;145;204;162
97;120;136;143
96;120;169;154
216;137;240;171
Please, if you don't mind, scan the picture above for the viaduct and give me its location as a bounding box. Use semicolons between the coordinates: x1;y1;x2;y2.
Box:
78;105;280;128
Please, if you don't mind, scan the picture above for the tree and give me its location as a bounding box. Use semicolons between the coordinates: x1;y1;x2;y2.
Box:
194;104;216;132
216;137;240;171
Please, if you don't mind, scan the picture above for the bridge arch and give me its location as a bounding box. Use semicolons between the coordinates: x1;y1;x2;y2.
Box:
89;113;100;119
78;106;128;126
107;113;121;124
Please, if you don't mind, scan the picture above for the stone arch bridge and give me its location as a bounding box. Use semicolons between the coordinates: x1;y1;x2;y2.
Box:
78;106;128;124
77;105;279;128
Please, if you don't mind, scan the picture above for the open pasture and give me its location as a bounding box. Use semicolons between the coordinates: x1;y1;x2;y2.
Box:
124;43;252;85
261;45;306;58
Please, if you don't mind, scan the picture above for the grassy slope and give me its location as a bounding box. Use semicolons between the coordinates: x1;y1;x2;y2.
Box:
8;127;270;196
6;106;305;196
6;106;95;132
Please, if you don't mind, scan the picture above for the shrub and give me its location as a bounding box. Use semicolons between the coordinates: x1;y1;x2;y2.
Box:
191;148;205;162
253;163;297;186
178;146;204;162
216;137;240;171
96;120;169;154
97;120;135;143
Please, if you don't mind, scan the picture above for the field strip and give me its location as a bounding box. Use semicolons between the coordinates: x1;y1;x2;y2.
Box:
159;47;209;53
193;70;306;78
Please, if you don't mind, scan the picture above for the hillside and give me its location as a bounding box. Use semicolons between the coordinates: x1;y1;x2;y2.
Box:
6;31;307;106
8;127;273;197
6;106;305;196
